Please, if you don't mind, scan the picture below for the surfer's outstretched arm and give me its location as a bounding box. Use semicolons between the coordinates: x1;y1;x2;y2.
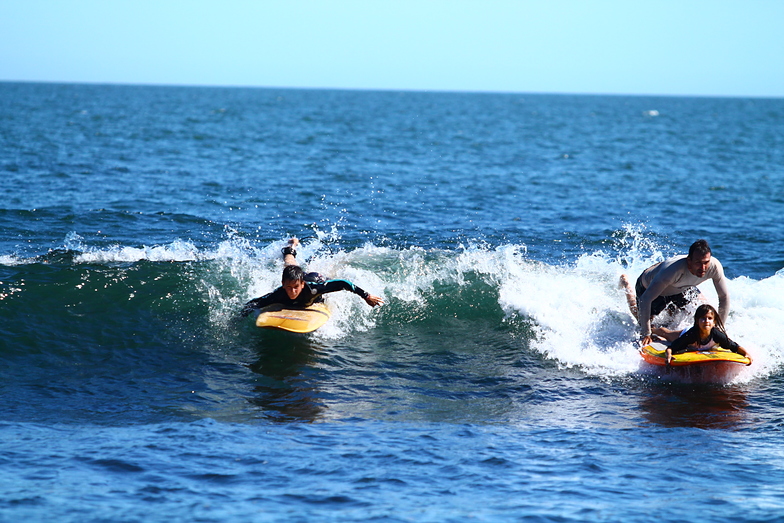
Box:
363;294;384;307
240;293;276;317
319;279;384;307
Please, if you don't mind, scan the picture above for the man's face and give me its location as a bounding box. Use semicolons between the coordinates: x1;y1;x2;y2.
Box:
282;279;305;300
686;253;711;278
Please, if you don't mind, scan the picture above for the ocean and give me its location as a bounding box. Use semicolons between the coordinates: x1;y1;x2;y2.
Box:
1;82;784;521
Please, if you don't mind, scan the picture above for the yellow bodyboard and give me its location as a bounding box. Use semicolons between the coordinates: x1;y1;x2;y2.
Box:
255;303;331;333
640;342;750;366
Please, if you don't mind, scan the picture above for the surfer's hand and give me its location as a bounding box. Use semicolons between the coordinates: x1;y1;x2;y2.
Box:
640;335;652;347
364;294;384;307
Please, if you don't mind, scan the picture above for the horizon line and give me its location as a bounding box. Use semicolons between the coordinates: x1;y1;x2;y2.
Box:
2;78;782;101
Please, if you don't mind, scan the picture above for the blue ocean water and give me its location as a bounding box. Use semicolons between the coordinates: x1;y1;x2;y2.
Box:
1;82;784;521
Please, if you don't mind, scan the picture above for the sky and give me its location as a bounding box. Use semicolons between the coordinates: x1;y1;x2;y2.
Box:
1;0;782;98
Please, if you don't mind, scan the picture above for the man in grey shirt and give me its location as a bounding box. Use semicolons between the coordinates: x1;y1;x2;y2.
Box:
623;239;730;347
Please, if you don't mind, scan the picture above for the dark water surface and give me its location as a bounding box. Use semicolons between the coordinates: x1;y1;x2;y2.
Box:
2;82;784;521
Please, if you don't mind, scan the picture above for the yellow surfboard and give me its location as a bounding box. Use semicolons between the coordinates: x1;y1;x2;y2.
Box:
640;342;750;367
255;303;331;333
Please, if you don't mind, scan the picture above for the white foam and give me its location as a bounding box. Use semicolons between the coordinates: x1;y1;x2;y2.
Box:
0;254;24;266
722;272;784;379
498;250;642;377
74;240;203;263
24;229;784;382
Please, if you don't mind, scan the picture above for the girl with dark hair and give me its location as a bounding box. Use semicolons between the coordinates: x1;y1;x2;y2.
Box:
664;304;752;366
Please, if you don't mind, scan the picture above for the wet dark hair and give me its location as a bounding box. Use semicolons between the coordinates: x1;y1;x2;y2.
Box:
688;239;712;260
693;304;725;334
282;264;305;283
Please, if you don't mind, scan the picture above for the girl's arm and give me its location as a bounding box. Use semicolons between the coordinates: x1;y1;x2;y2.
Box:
733;345;752;365
712;328;741;353
713;329;752;365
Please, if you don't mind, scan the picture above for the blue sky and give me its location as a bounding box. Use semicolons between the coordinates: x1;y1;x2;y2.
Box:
1;0;781;97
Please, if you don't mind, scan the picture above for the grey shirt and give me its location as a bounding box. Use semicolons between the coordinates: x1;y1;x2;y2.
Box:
638;255;730;336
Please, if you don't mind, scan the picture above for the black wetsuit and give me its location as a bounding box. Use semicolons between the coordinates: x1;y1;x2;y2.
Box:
240;278;370;317
669;326;741;355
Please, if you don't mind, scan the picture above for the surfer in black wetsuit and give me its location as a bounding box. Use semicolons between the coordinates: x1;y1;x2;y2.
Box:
240;238;383;317
663;304;751;366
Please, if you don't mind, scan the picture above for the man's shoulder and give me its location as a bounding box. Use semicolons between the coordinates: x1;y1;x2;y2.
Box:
663;254;688;267
656;255;689;275
710;256;724;270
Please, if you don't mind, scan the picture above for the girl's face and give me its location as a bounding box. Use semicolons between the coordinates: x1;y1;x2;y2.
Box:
697;310;716;332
